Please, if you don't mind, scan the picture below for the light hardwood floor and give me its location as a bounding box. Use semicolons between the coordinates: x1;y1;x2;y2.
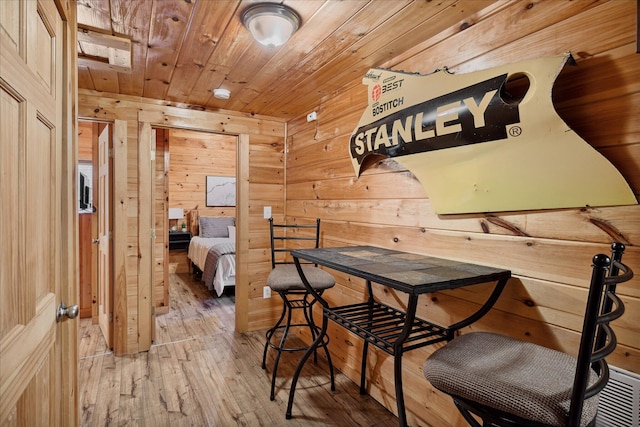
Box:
79;273;398;426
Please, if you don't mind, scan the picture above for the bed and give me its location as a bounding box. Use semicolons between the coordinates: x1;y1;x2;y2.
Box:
187;214;236;297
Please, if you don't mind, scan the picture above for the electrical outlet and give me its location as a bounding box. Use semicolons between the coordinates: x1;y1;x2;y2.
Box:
263;206;271;219
263;286;271;299
306;111;317;122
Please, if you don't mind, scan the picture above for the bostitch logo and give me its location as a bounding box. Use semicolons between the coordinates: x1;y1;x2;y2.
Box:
372;97;404;117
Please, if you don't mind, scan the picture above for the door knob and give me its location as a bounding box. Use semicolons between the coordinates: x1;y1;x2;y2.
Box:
56;302;79;322
92;238;100;244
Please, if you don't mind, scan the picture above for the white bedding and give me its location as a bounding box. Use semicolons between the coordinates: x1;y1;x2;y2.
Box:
188;236;236;296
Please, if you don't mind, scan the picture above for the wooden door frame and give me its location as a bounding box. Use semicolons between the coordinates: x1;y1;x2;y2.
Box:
77;117;126;354
136;116;249;349
111;120;128;354
77;119;114;338
78;109;253;355
56;0;78;424
138;122;154;349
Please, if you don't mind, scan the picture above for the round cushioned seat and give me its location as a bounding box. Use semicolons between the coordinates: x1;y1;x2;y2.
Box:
423;332;599;427
267;265;335;291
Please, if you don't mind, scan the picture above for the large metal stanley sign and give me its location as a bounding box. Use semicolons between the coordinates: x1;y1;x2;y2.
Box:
349;54;637;214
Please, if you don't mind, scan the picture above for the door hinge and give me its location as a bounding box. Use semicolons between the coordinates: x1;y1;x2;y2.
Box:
151;228;156;239
108;148;113;158
108;312;113;322
151;306;155;315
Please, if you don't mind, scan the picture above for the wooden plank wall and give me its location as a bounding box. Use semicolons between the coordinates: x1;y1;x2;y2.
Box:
78;213;92;318
168;129;237;225
78;90;286;354
77;121;93;162
285;1;639;425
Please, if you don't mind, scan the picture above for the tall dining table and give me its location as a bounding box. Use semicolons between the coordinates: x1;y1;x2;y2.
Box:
285;245;511;427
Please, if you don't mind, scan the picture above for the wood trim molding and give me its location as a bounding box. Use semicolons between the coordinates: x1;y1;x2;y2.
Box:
112;119;128;355
235;134;250;333
136;111;252;340
137;121;153;351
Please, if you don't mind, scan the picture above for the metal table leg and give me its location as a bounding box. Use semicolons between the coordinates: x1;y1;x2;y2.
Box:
360;340;368;394
360;279;375;394
393;294;419;427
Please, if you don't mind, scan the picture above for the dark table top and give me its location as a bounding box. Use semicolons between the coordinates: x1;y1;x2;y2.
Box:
292;246;511;295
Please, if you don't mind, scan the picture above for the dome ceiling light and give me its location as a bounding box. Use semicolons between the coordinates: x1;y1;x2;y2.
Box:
241;3;300;48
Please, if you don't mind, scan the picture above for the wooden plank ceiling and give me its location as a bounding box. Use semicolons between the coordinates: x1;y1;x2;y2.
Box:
76;0;496;119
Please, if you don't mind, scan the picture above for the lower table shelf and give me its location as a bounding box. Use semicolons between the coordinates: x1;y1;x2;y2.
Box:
325;301;451;355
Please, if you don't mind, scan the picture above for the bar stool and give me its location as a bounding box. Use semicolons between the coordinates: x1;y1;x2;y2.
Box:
261;218;336;401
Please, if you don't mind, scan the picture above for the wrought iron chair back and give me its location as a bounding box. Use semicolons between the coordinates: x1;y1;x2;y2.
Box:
269;217;320;269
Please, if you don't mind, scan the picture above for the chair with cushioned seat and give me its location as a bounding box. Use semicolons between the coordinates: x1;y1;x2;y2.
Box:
423;242;634;427
261;218;336;401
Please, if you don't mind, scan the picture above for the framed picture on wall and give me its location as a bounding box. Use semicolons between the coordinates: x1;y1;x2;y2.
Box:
206;176;236;206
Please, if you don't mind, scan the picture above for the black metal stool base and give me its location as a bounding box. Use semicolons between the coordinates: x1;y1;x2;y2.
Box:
261;289;334;401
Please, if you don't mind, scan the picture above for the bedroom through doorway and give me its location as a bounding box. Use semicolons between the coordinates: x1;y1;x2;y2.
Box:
154;128;238;335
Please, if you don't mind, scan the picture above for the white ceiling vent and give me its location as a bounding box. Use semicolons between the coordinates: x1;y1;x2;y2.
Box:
597;365;640;427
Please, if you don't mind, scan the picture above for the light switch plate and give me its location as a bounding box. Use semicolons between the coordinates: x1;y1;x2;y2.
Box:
263;206;271;219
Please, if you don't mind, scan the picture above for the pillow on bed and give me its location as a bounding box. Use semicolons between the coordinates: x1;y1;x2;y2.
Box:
199;216;235;238
228;225;236;241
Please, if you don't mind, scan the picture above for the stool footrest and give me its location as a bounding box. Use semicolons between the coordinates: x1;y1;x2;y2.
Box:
265;324;331;353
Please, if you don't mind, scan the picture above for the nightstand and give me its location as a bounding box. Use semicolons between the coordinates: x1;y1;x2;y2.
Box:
169;231;192;251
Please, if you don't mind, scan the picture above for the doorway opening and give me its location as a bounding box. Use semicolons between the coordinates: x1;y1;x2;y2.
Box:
153;127;238;340
77;124;240;403
77;120;113;351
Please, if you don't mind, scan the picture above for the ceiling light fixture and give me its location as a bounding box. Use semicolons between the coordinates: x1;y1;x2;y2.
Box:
241;3;300;48
213;88;231;99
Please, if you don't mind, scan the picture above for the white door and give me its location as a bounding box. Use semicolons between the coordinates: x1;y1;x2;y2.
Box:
0;0;77;424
